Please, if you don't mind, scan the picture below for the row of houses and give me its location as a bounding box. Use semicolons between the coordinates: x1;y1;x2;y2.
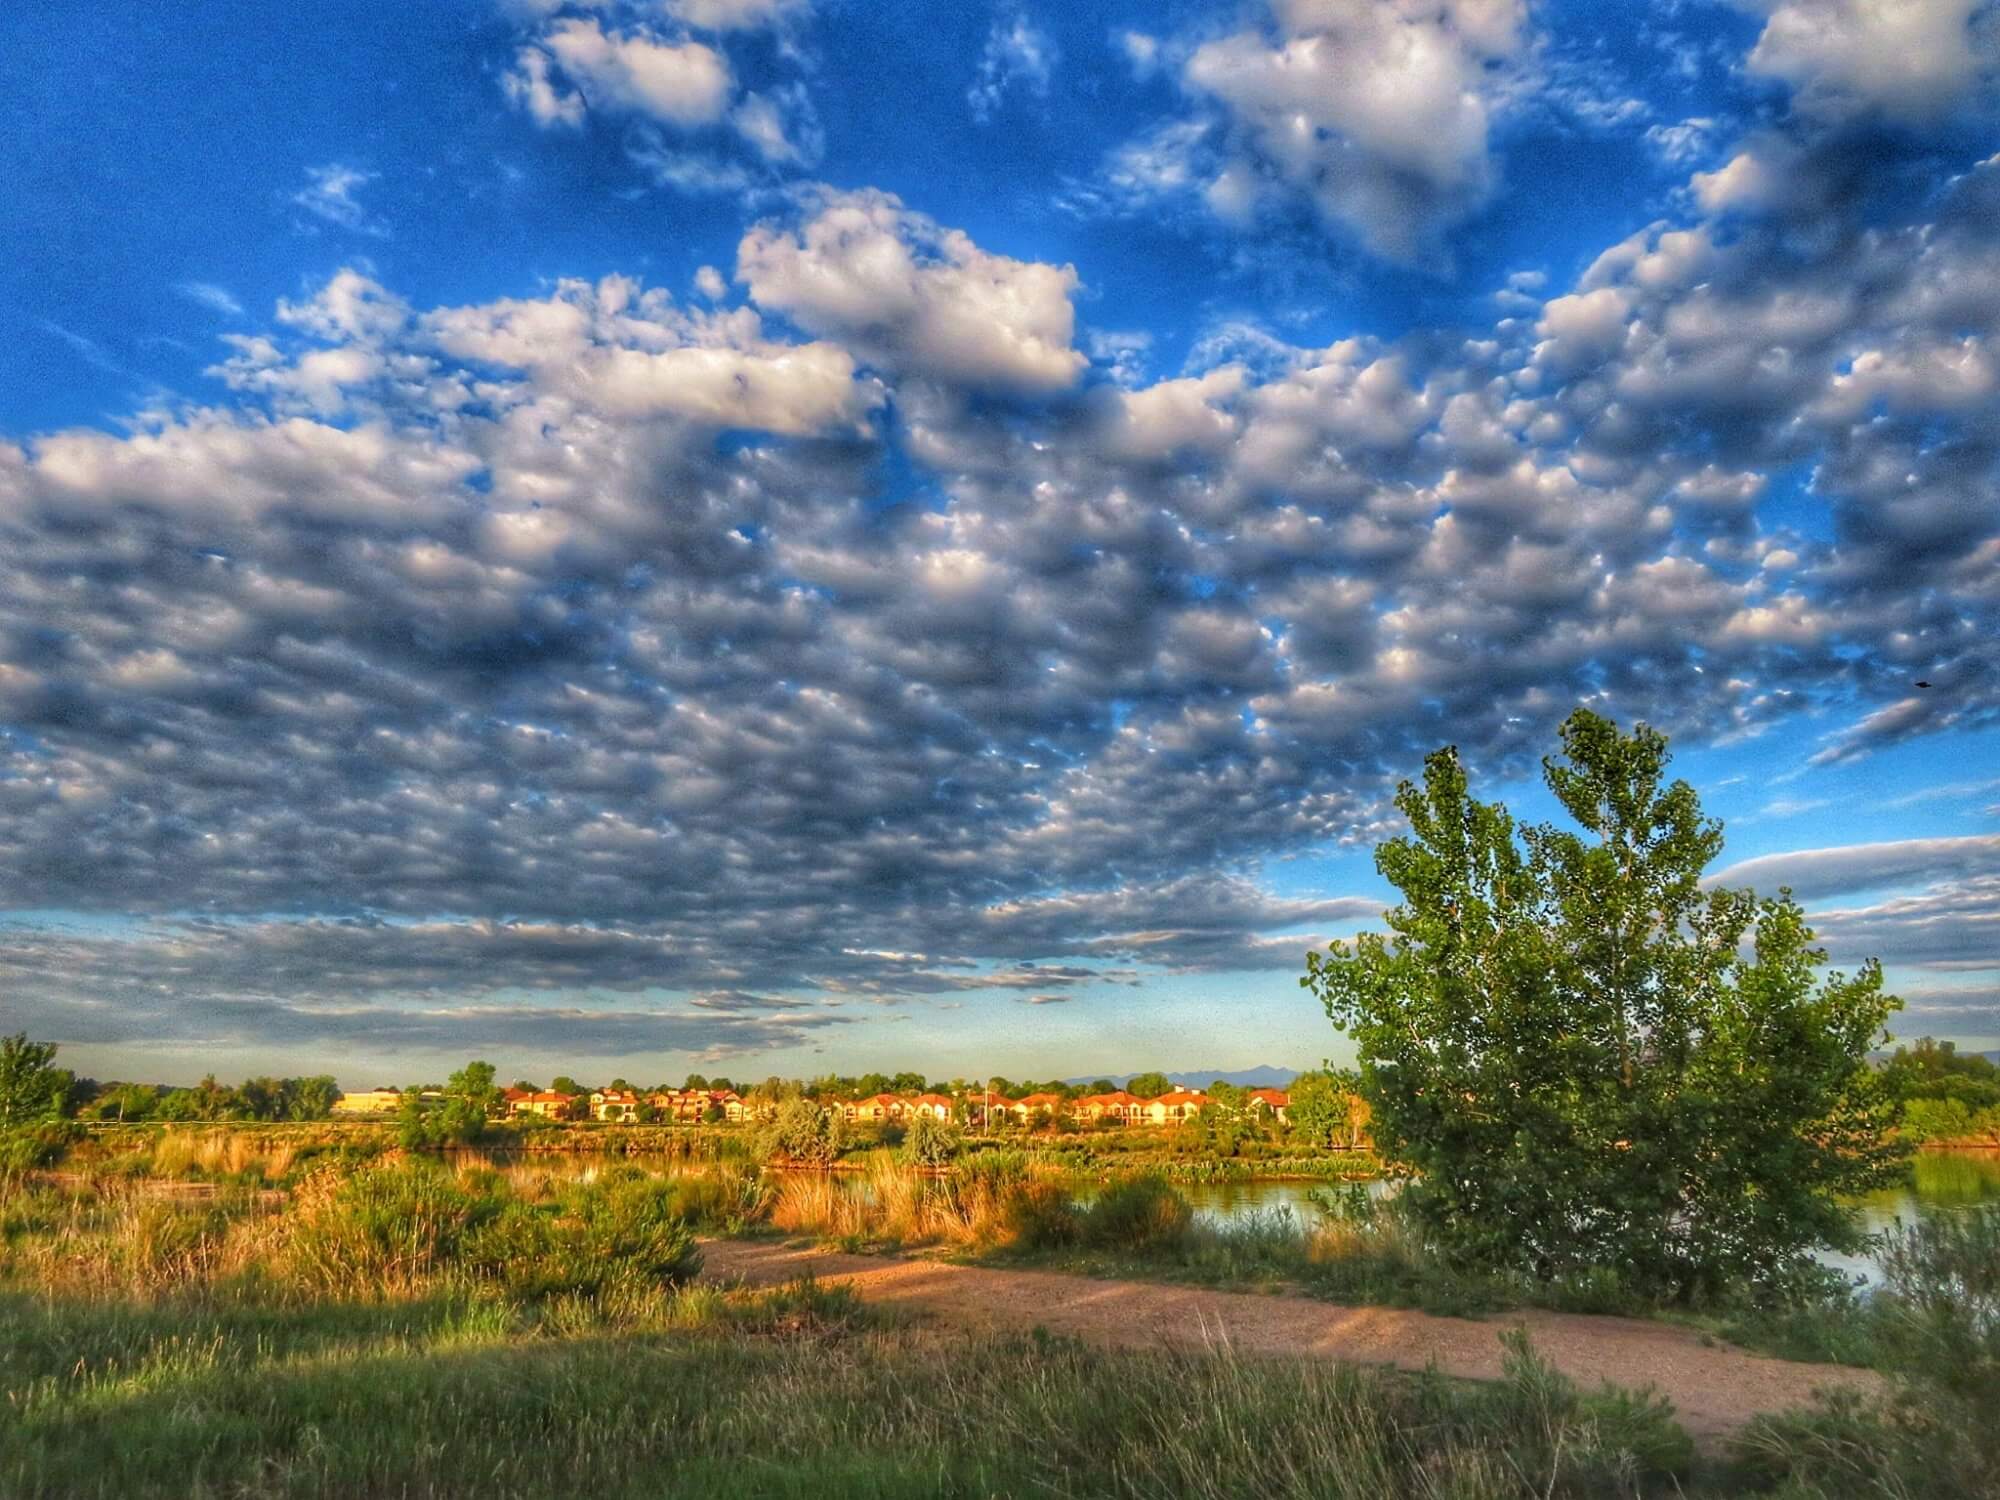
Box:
501;1085;752;1123
831;1086;1290;1127
335;1083;1292;1127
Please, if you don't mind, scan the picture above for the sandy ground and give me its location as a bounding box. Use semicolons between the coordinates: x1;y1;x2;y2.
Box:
699;1238;1879;1444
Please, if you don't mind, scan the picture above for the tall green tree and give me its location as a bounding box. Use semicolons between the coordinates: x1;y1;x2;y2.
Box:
445;1060;501;1116
1126;1071;1173;1098
287;1075;340;1120
0;1033;73;1127
1301;710;1906;1301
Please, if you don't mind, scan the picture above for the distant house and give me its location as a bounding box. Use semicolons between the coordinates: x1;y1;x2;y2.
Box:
505;1088;578;1121
848;1093;907;1123
963;1089;1010;1126
332;1087;402;1116
590;1088;642;1123
1009;1091;1066;1124
911;1093;956;1121
1245;1088;1290;1122
1146;1089;1208;1125
1073;1090;1143;1125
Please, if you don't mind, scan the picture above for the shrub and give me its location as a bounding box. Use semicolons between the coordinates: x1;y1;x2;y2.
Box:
0;1121;83;1173
999;1178;1080;1249
1081;1173;1192;1254
901;1112;963;1168
285;1163;498;1295
762;1099;846;1165
1732;1206;2000;1498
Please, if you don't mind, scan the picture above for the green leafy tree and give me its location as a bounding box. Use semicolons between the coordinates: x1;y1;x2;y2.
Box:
445;1060;501;1117
1301;710;1907;1301
763;1097;847;1164
236;1077;285;1120
549;1075;581;1097
902;1111;963;1167
0;1034;74;1127
287;1075;339;1120
1126;1071;1173;1099
890;1071;927;1095
1085;1079;1117;1095
1286;1070;1368;1149
682;1073;710;1090
90;1082;159;1122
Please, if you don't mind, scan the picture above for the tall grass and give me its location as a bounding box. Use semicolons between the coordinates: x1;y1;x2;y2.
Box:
0;1279;1699;1499
1731;1205;2000;1497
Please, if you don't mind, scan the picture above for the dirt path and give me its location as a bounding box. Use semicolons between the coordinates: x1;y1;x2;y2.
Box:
699;1239;1878;1443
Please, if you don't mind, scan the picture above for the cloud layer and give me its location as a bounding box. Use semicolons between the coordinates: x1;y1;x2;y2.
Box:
7;5;2000;1064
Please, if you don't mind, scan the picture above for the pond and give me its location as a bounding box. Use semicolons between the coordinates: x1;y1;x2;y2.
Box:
1174;1150;2000;1288
463;1146;2000;1289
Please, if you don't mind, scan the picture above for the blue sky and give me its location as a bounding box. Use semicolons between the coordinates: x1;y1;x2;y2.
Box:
1;0;1996;1089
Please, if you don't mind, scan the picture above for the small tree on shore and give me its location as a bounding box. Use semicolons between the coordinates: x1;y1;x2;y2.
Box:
1301;709;1907;1301
764;1098;846;1164
0;1034;73;1128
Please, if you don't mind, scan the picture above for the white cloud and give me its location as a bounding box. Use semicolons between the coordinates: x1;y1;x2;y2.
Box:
968;10;1057;123
730;84;821;167
1183;0;1531;260
291;164;387;236
665;0;811;31
1118;30;1160;79
1644;117;1717;164
175;282;243;318
505;18;733;130
1737;0;1995;122
1709;835;2000;900
736;189;1086;391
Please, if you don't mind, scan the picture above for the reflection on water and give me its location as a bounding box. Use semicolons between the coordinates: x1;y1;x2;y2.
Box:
1180;1151;2000;1288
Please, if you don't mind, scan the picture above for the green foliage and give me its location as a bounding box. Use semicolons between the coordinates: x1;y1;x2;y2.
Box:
998;1178;1081;1248
445;1059;501;1116
1732;1205;2000;1498
0;1034;73;1128
0;1120;84;1173
763;1098;847;1164
397;1090;488;1148
285;1162;701;1301
1126;1071;1173;1098
1303;709;1907;1302
901;1111;963;1167
1081;1173;1193;1253
84;1082;160;1122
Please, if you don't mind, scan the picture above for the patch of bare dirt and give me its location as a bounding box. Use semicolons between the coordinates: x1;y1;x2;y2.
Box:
699;1238;1878;1444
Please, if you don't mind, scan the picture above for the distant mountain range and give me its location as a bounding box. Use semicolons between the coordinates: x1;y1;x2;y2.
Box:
1064;1065;1304;1090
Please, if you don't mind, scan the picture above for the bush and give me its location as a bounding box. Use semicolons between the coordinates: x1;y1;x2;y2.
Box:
762;1099;846;1165
999;1178;1080;1249
901;1113;963;1168
1081;1173;1192;1254
283;1161;701;1302
0;1121;83;1173
286;1162;500;1294
1732;1206;2000;1498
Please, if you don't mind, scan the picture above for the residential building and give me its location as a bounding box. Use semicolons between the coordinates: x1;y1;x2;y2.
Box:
911;1093;956;1121
1245;1088;1291;1122
1145;1089;1208;1125
1073;1090;1144;1125
1009;1091;1066;1124
590;1087;642;1123
504;1088;578;1120
332;1087;402;1116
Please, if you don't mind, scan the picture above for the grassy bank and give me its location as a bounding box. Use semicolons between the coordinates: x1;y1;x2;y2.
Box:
4;1157;1995;1496
0;1160;1698;1499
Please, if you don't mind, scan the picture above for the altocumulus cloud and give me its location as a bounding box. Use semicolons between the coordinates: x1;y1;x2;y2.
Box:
4;36;2000;1061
